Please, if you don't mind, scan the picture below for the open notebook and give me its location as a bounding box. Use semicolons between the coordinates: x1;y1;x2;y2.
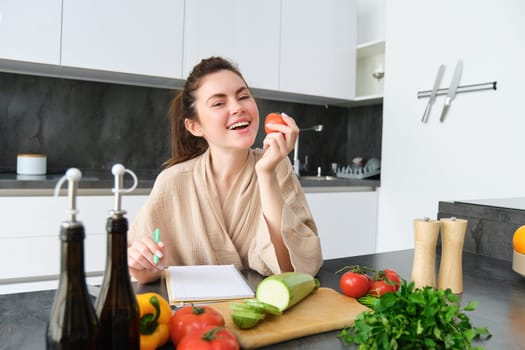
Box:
164;264;254;306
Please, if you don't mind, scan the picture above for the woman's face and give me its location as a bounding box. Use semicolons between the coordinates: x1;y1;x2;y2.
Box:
187;69;259;152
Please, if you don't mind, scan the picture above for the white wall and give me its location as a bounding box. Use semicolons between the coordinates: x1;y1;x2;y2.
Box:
377;0;525;252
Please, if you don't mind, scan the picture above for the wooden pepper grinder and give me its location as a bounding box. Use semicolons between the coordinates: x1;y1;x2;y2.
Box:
411;218;440;289
437;217;468;293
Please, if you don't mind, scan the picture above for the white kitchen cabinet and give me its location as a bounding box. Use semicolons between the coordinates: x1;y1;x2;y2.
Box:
0;195;147;288
280;0;357;100
355;0;385;100
0;0;61;64
0;0;364;104
183;0;281;90
306;191;377;259
0;189;378;290
61;0;184;78
356;0;385;45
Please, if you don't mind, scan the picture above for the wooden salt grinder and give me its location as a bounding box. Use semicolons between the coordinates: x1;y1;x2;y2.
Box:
411;218;440;289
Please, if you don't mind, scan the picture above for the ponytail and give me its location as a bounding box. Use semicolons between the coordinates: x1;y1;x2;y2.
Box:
162;92;207;168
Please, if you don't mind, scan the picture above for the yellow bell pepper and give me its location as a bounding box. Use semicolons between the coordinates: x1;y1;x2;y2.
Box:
137;292;172;350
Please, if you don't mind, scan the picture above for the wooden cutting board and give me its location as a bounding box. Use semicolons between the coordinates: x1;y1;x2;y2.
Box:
211;287;369;349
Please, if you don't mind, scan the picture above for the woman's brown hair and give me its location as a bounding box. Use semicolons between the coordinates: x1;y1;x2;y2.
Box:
163;56;247;168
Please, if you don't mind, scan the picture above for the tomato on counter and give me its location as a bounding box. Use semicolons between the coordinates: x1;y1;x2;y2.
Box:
176;326;239;350
336;265;375;299
337;265;401;299
369;269;401;297
170;305;225;346
339;271;371;298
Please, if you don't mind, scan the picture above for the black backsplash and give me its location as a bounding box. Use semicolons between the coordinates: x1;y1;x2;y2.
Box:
0;72;382;176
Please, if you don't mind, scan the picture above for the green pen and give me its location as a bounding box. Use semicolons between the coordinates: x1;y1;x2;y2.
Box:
153;228;160;264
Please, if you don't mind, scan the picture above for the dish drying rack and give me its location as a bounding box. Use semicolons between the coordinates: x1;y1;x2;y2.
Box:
336;165;380;180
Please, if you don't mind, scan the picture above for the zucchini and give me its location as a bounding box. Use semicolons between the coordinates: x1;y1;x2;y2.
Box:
230;301;266;329
230;308;265;329
244;299;283;316
255;272;320;312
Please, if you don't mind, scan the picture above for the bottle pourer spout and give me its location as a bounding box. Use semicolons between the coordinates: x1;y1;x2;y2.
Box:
54;168;82;222
111;164;138;213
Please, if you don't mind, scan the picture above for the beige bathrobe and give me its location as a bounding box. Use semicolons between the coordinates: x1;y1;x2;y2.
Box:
129;148;323;276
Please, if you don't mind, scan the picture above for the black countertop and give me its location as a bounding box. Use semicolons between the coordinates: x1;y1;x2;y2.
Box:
0;170;380;196
455;197;525;211
0;169;158;192
1;249;524;349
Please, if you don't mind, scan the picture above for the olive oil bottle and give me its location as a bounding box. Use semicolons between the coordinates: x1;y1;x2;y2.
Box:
95;164;140;349
47;168;98;349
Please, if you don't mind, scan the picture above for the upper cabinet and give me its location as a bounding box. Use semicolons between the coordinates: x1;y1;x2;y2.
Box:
356;0;385;45
183;0;281;90
0;0;372;104
355;0;385;100
61;0;184;78
280;0;357;100
0;0;62;64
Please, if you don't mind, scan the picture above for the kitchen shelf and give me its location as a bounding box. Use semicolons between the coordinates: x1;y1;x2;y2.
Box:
357;40;385;59
355;40;385;101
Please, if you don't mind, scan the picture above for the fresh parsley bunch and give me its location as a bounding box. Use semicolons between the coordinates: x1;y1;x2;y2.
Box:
338;280;491;349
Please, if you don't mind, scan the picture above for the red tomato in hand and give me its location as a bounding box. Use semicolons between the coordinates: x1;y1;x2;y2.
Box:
369;269;401;297
339;271;371;298
177;326;239;350
264;112;287;134
170;305;225;346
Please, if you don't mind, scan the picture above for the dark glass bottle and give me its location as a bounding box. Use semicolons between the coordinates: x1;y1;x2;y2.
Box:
95;164;140;349
47;169;98;349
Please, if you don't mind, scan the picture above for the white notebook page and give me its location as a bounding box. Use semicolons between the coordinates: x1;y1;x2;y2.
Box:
165;264;254;305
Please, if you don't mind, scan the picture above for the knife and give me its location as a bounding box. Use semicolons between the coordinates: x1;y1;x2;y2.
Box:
421;64;445;123
440;60;463;123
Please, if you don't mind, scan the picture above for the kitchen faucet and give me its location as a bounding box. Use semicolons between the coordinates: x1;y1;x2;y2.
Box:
293;125;323;176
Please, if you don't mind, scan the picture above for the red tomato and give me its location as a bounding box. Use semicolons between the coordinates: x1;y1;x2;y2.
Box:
170;306;225;346
339;271;371;298
264;112;287;134
177;326;239;350
369;280;397;297
369;269;401;296
384;269;401;291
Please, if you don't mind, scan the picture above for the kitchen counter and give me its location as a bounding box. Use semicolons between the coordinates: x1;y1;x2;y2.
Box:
0;169;158;196
1;249;523;349
0;170;380;196
438;198;525;262
455;197;525;211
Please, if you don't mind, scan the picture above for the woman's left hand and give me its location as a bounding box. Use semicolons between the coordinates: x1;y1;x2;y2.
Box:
256;113;298;175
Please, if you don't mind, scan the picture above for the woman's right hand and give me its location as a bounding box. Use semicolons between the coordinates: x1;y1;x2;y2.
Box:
128;237;167;283
256;113;299;176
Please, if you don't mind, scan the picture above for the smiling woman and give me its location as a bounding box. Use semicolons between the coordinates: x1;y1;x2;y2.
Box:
127;56;323;284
